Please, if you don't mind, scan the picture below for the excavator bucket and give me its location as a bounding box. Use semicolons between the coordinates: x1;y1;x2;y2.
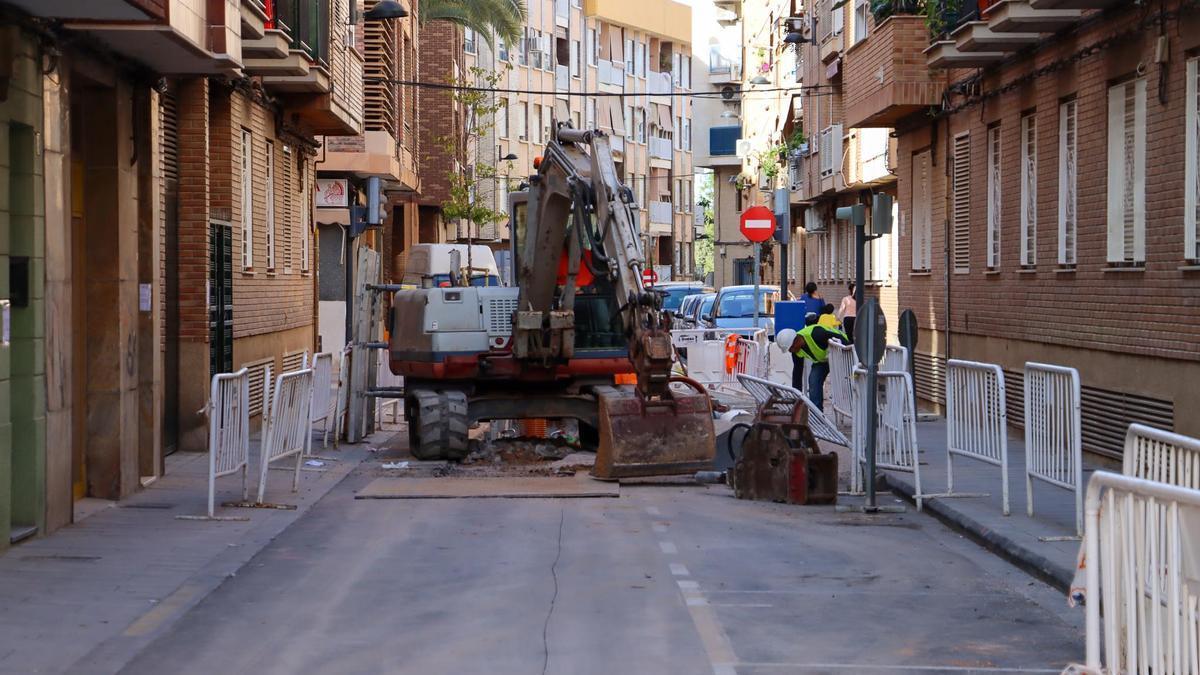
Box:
592;385;716;480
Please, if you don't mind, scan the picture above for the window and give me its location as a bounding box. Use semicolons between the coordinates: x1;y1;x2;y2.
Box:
464;28;477;55
1186;58;1200;260
542;104;552;143
586;28;597;66
517;102;527;140
986;124;1001;269
1107;77;1146;264
498;98;509;139
952;132;971;273
1059;99;1078;266
683;118;691;151
625;104;633;140
635;42;646;78
854;0;869;44
676;115;683;149
636;107;646;143
498;37;508;62
572;110;581;129
1020;113;1037;267
300;157;309;272
265;140;275;270
531;103;542;143
241;128;253;270
625;38;635;73
641;42;649;78
571;40;580;78
587;99;596;128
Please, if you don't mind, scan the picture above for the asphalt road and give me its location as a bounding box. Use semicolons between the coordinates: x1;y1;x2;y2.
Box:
118;463;1086;675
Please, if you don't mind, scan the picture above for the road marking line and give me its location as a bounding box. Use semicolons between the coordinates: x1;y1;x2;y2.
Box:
669;563;689;576
723;664;1059;673
659;541;677;554
686;596;709;606
709;603;774;608
645;506;662;516
712;666;737;675
122;583;201;637
652;523;668;534
677;580;699;590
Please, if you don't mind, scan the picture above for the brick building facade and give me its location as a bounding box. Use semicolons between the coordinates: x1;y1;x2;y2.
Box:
842;0;1200;456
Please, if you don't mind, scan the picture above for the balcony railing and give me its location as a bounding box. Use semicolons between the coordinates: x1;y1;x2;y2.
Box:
275;0;328;64
928;0;983;39
708;49;741;75
649;200;673;225
555;64;569;92
709;125;741;156
598;60;624;86
650;136;672;160
648;71;672;96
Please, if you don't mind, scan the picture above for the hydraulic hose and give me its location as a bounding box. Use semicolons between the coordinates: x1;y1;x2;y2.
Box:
727;422;753;463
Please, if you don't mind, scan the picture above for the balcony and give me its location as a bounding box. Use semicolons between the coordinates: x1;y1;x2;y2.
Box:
598;60;625;87
648;71;672;96
583;0;691;45
244;28;292;58
952;21;1040;52
985;0;1082;32
708;125;741;165
556;65;569;95
842;15;943;128
925;40;1005;68
707;49;742;85
1028;0;1119;8
320;130;416;189
649;201;673;234
241;0;267;40
650;136;672;161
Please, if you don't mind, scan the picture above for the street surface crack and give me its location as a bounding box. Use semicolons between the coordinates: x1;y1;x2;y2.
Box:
542;506;565;675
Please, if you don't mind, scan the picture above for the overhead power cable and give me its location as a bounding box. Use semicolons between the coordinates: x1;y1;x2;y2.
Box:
363;77;840;99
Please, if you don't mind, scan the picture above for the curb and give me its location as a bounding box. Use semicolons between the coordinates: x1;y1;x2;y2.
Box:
883;472;1074;593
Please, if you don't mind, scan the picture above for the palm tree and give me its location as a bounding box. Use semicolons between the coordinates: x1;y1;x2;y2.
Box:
419;0;528;49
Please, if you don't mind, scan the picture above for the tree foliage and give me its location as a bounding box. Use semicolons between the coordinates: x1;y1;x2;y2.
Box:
437;67;511;231
694;173;715;277
420;0;528;48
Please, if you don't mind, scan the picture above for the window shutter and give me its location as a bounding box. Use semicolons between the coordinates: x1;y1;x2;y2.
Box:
912;150;931;271
1020;114;1036;267
986;126;1001;269
1058;100;1077;265
832;124;843;178
952;133;971;273
1132;78;1146;263
1187;58;1200;260
1106;83;1125;263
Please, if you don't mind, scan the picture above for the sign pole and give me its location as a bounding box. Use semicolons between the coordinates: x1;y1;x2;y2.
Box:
753;242;761;329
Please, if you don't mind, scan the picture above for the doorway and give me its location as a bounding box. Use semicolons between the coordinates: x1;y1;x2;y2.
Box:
734;257;754;285
209;223;234;377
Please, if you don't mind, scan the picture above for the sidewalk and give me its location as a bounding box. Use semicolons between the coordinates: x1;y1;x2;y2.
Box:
0;429;386;675
881;417;1105;592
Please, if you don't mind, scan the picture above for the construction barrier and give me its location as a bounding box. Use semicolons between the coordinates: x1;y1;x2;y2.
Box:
1023;362;1083;535
256;368;314;504
1124;423;1200;490
670;328;767;390
308;352;335;448
882;345;909;374
333;347;350;444
946;359;1010;515
375;348;403;428
204;369;251;518
736;374;849;449
827;341;856;427
850;368;923;508
1081;471;1200;675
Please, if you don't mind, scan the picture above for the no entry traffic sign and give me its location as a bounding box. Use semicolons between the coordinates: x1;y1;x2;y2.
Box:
642;268;658;285
740;205;776;243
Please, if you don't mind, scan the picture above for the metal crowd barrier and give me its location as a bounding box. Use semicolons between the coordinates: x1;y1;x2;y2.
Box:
1080;471;1200;675
1124;423;1200;490
850;368;924;508
256;368;315;504
946;359;1011;515
827;341;856;427
1024;362;1083;535
735;374;849;449
203;369;250;518
308;352;335;449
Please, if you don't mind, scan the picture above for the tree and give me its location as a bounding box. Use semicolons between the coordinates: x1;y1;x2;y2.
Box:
694;173;715;278
420;0;528;48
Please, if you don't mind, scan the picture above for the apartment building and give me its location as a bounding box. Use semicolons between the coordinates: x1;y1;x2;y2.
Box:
788;0;902;325
0;0;363;549
443;0;697;281
852;0;1200;455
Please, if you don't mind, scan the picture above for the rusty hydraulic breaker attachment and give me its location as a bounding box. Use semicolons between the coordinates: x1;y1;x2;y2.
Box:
592;384;716;480
731;423;838;505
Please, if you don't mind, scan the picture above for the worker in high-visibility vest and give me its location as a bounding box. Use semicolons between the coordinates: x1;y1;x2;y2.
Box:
776;309;847;412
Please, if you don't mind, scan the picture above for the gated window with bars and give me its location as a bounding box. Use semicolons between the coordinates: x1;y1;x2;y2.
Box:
265;140;276;271
1020;113;1037;267
986;124;1001;269
300;157;310;273
1186;58;1200;261
952;133;971;273
209;224;234;377
911;150;932;271
1058;99;1077;266
241;128;253;270
1106;77;1146;264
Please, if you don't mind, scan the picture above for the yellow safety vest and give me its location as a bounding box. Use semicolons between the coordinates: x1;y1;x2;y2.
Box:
796;324;846;363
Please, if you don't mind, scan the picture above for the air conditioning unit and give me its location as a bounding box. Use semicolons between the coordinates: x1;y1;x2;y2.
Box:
804;207;827;233
735;139;752;158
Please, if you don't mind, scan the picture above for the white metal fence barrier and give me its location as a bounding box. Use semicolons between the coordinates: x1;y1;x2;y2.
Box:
376;348;403;428
333;347;350;445
671;328;769;392
850;367;924;508
736;374;849;449
1024;362;1083;536
308;352;335;448
882;344;909;374
202;369;250;518
256;368;314;504
1124;423;1200;490
828;341;856;426
946;359;1011;515
1080;471;1200;675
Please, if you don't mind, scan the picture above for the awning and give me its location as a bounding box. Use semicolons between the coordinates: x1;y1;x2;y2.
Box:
607;98;626;135
555;100;571;126
653;103;673;131
608;26;624;63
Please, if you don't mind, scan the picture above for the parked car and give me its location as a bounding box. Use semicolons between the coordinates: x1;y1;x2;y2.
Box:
691;293;716;328
650;282;713;324
706;285;784;336
675;293;705;329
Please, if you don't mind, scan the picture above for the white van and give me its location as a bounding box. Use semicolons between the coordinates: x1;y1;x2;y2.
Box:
401;244;502;288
